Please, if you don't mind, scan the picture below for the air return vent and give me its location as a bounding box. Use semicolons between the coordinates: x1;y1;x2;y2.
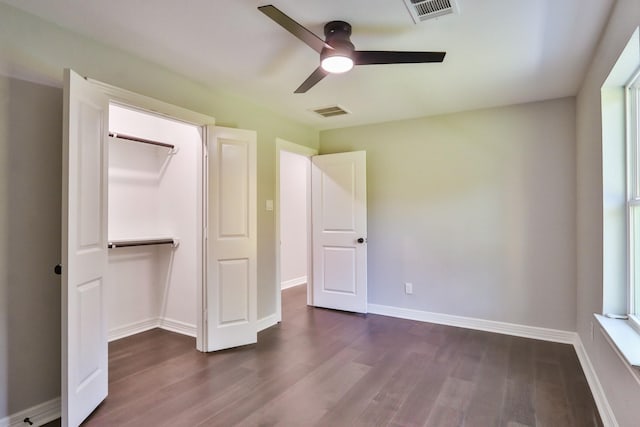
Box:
403;0;460;24
311;105;350;118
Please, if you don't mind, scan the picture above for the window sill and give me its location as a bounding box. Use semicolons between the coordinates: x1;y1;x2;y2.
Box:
594;314;640;368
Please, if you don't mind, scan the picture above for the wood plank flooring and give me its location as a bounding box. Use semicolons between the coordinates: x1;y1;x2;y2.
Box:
48;285;602;426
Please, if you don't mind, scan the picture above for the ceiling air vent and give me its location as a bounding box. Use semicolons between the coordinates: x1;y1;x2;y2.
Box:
311;105;350;118
403;0;460;24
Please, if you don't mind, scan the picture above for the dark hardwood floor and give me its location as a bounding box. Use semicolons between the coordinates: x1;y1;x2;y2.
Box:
47;285;602;426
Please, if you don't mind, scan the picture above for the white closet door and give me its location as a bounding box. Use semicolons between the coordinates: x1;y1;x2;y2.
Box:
62;69;109;427
205;126;257;351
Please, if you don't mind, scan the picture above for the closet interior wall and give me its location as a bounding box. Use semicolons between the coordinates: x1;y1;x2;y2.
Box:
107;104;201;340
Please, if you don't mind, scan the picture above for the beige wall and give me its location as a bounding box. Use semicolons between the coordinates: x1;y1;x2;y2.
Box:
0;76;63;417
0;3;318;419
576;0;640;425
321;97;577;331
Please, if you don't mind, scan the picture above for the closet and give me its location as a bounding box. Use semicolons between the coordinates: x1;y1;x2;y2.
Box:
106;103;201;341
62;70;257;426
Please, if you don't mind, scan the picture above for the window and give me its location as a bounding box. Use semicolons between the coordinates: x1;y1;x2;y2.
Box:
597;28;640;370
627;69;640;330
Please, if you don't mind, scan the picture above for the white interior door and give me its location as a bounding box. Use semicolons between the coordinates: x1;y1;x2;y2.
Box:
311;151;367;313
62;69;109;427
205;126;257;351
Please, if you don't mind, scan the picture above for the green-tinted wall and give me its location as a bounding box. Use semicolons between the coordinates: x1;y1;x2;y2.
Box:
0;2;318;418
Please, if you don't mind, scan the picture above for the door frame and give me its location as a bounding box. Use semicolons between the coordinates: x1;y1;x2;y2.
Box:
275;138;317;321
87;78;214;351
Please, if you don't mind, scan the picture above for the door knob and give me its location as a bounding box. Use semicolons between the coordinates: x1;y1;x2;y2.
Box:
54;264;62;275
357;237;366;244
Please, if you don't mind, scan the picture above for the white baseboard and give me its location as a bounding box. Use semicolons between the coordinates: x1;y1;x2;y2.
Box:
281;276;307;290
257;313;279;332
0;397;60;427
108;318;159;342
367;303;576;343
109;317;196;341
573;337;618;427
159;318;197;337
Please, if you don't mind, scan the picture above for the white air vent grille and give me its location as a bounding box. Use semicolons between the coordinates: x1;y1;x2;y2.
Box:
311;105;350;118
403;0;460;23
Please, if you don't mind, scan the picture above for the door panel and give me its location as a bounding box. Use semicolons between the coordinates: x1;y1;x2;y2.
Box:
219;259;250;324
62;69;109;427
321;162;356;231
219;140;249;236
322;247;357;294
312;151;367;313
206;126;257;351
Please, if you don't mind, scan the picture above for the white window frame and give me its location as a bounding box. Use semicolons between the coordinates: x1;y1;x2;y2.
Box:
626;67;640;332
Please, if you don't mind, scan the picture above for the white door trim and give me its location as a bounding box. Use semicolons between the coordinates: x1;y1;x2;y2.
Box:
87;78;214;126
275;139;318;322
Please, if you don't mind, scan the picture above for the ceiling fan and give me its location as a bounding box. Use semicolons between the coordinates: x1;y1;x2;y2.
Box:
258;4;446;93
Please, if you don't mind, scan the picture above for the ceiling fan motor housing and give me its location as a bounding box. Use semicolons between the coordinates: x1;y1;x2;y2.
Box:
322;20;355;59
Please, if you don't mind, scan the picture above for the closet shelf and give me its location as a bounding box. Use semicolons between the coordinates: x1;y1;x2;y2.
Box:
108;238;179;249
109;132;178;154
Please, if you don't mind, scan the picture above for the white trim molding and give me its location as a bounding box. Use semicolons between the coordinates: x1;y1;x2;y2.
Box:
594;314;640;370
88;77;215;126
572;337;618;427
0;397;60;427
108;317;196;342
368;304;576;343
281;276;307;290
159;318;197;337
257;314;279;332
108;318;159;342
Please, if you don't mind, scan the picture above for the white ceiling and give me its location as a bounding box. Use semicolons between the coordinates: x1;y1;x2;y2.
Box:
2;0;613;130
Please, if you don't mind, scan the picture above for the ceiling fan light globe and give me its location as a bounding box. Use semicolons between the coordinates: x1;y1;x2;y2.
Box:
321;55;354;74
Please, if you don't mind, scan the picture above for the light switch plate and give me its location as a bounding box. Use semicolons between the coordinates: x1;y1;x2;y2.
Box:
405;282;413;295
266;200;274;211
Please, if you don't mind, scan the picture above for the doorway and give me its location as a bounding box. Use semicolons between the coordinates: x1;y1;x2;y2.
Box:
275;140;369;320
275;139;317;321
106;103;201;342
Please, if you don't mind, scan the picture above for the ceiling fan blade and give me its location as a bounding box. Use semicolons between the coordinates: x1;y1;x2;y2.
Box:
258;5;330;54
294;67;328;93
354;51;446;65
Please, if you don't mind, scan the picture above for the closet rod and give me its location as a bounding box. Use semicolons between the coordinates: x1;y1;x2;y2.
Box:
109;132;175;150
108;238;177;249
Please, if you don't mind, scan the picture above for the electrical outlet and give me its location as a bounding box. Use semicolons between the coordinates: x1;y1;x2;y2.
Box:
404;282;413;295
